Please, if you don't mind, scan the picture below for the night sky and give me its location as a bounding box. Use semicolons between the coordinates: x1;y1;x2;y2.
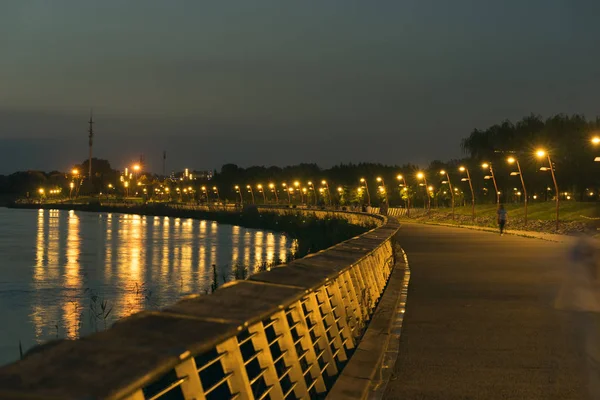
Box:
2;1;600;174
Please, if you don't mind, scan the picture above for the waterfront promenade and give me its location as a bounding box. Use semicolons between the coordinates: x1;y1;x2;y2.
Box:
384;223;587;399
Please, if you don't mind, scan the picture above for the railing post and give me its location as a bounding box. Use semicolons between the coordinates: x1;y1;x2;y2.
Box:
174;357;206;400
215;337;253;400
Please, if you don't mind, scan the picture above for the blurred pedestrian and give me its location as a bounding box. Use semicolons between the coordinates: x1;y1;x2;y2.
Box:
497;204;507;235
555;231;600;399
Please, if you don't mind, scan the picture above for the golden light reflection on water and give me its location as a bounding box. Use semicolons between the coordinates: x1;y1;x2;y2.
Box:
28;210;296;345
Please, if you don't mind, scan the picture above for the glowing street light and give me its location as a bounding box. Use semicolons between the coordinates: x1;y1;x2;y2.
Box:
234;185;243;204
246;185;255;204
307;181;316;205
269;183;279;204
396;174;410;216
282;183;291;204
72;168;79;176
536;149;560;231
321;180;332;206
376;176;388;203
440;170;455;220
458;166;475;220
507;156;529;226
213;186;220;202
416;172;430;215
481;162;500;206
257;184;267;204
592;136;600;145
359;178;371;206
293;181;305;204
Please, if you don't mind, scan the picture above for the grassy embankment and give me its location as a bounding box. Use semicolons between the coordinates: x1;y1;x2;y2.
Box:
415;201;600;234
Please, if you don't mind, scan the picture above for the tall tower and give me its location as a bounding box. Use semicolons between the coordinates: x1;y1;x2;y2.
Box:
163;150;167;176
88;109;94;179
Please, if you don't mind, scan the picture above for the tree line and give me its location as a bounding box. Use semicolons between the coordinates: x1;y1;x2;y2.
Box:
3;113;600;207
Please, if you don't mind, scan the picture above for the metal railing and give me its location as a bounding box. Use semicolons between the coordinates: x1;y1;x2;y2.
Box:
0;209;400;400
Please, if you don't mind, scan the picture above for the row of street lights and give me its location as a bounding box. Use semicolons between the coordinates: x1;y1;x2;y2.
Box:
233;181;339;205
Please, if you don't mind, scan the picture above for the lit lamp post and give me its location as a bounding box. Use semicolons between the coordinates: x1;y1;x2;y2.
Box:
440;170;454;220
124;181;129;197
321;180;332;206
294;181;304;204
337;186;343;206
269;183;279;204
257;184;266;204
234;185;243;204
536;149;559;231
459;166;475;220
69;181;75;199
306;181;314;205
396;174;410;217
481;162;500;206
246;185;255;204
282;183;291;204
507;156;528;226
376;177;388;203
213;186;220;203
416;172;430;215
201;186;208;204
359;178;371;206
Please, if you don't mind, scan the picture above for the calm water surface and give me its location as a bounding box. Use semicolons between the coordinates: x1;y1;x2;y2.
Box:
0;208;295;365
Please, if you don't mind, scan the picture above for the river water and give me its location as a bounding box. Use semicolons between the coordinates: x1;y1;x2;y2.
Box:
0;207;296;366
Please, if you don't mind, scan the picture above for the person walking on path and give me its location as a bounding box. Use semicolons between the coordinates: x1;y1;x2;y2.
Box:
497;204;507;235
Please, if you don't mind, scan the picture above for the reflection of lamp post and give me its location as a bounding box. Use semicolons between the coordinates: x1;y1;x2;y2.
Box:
396;174;410;216
257;184;266;203
459;166;475;220
269;183;278;204
482;162;499;206
234;185;243;203
359;178;371;206
321;180;331;206
416;172;430;215
440;170;454;220
536;149;559;231
246;185;255;204
507;157;528;226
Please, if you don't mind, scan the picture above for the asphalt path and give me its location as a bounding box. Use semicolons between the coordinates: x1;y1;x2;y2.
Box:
384;223;588;400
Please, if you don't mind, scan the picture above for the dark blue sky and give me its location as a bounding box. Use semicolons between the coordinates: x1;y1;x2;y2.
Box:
2;1;600;173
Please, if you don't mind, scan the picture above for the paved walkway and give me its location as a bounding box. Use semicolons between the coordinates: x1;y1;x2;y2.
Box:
384;223;587;399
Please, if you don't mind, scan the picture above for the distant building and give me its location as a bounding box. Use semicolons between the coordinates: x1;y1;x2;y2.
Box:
171;169;213;181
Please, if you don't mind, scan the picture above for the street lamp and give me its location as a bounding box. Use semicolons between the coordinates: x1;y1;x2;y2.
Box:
396;174;410;216
507;157;528;226
416;172;430;215
201;186;208;204
246;185;255;204
282;183;291;204
294;181;304;204
536;149;559;231
482;162;500;206
69;181;75;199
360;178;371;206
440;170;454;220
213;186;220;202
257;184;266;204
376;176;388;203
321;180;332;206
459;166;475;220
269;183;279;204
592;136;600;162
307;181;316;205
234;185;243;204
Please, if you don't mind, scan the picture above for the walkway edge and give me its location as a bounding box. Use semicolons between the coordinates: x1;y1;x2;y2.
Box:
326;242;411;400
409;220;570;242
